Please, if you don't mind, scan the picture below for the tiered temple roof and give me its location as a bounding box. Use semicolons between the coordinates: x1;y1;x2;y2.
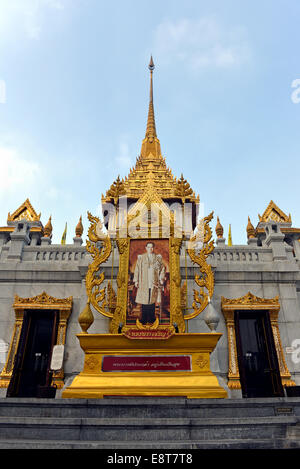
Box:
102;57;199;206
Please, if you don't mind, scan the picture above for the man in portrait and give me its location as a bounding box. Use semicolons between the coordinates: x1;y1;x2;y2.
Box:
133;241;166;324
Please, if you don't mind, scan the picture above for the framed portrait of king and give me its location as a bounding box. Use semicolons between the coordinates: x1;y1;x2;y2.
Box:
127;239;170;327
112;235;184;334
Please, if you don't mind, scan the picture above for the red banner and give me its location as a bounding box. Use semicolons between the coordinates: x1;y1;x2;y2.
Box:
102;355;191;372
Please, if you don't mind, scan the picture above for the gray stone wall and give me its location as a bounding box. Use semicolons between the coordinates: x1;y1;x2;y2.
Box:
0;220;299;397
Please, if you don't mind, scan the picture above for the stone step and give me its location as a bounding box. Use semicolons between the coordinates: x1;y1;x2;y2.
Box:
1;397;300;419
0;397;299;449
0;415;296;442
0;438;299;449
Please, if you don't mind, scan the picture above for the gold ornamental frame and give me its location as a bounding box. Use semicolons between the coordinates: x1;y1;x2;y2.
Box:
79;187;185;334
221;291;296;389
0;292;73;389
111;235;183;334
78;182;216;335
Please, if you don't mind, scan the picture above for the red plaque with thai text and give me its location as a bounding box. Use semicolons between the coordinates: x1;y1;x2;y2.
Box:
102;355;191;372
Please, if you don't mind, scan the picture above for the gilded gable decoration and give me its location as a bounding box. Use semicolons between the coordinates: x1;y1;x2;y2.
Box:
258;200;291;224
7;198;41;223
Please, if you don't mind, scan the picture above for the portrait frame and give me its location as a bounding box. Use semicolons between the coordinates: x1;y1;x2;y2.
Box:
127;238;170;327
109;233;184;334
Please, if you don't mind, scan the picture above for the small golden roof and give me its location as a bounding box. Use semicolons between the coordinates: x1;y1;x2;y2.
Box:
7;198;41;223
258;200;291;224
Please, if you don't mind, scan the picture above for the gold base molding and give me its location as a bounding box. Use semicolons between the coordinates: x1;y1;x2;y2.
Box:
62;333;227;399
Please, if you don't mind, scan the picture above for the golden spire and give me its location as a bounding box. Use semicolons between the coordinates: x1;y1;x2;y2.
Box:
140;56;162;159
44;216;52;238
75;216;84;238
215;217;224;238
101;58;199;211
228;224;232;246
246;216;255;239
145;55;156;142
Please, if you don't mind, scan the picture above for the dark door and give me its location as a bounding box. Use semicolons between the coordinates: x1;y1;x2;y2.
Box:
7;310;58;397
235;310;284;398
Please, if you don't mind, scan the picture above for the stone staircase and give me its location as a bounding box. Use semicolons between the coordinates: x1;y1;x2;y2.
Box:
0;397;299;449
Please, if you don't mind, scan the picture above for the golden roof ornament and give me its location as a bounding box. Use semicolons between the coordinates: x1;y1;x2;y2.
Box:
215;216;224;238
175;174;194;202
75;216;84;238
7;198;41;223
145;55;156;143
247;216;255;239
44;216;53;238
258;200;291;224
105;175;126;205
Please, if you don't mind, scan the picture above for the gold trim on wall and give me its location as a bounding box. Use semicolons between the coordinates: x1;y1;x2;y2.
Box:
221;292;295;390
0;292;73;389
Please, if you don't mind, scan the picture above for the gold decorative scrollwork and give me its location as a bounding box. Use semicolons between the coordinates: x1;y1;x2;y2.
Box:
78;212;112;333
186;211;215;320
196;354;209;369
136;317;159;330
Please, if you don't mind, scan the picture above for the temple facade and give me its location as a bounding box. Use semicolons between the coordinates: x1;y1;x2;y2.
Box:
0;60;300;400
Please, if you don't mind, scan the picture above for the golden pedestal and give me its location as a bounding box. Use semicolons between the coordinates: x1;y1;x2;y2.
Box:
62;333;227;399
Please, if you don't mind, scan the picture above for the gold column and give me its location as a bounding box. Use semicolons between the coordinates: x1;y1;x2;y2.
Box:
222;310;241;389
0;308;24;388
269;310;296;387
52;309;72;389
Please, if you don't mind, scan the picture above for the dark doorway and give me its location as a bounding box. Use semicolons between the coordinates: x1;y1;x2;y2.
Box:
235;310;284;398
7;309;58;398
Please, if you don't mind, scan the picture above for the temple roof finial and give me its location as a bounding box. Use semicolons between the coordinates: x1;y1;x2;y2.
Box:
145;55;157;143
149;55;155;71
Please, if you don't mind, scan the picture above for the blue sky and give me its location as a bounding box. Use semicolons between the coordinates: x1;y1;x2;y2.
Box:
0;0;299;244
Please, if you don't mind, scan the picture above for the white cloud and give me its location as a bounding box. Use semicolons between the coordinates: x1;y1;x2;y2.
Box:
0;146;40;198
0;0;66;42
153;17;251;71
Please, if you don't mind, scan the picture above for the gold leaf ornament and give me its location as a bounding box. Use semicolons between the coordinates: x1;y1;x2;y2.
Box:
186;212;215;320
78;212;112;333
